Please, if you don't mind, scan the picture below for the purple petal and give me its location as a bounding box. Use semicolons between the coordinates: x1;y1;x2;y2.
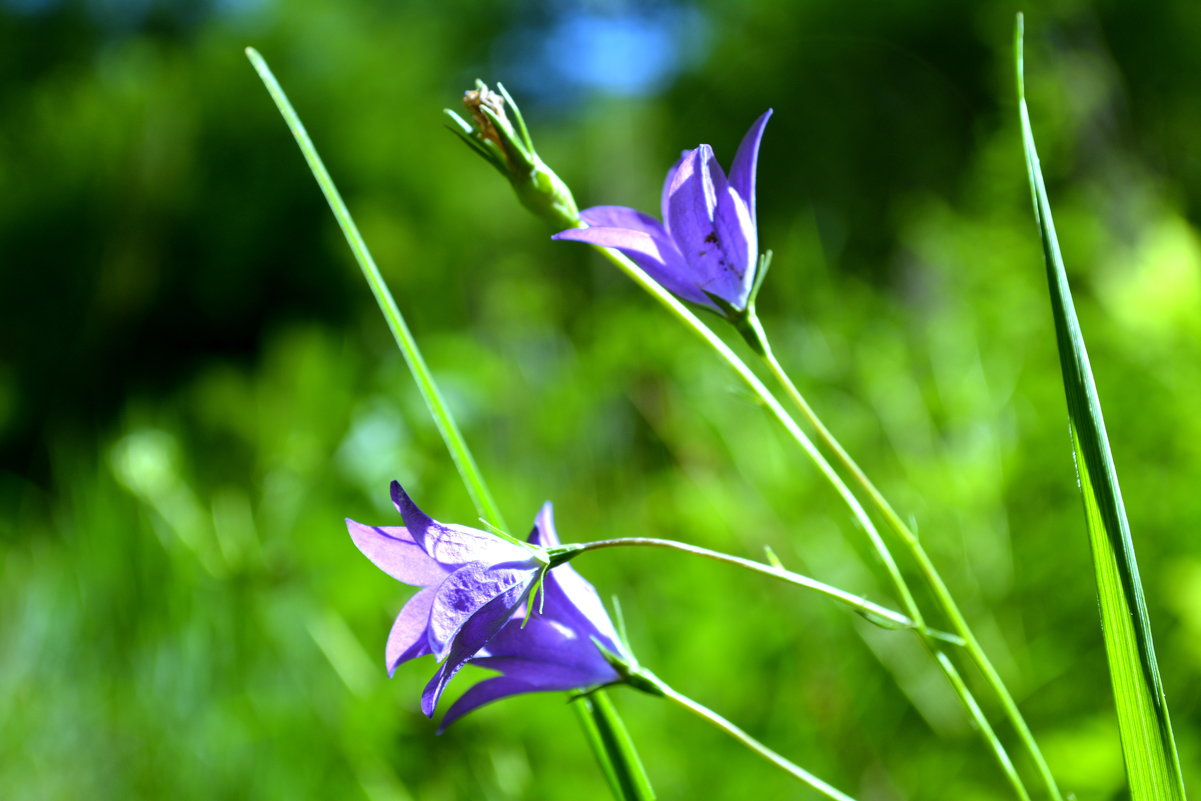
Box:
660;151;688;226
386;586;437;675
553;226;712;307
580;205;665;235
480;616;617;678
728;109;772;223
421;581;534;716
539;561;622;653
390;481;527;566
701;186;756;308
428;562;539;660
345;519;447;586
528;502;558;549
436;675;545;732
663;145;719;248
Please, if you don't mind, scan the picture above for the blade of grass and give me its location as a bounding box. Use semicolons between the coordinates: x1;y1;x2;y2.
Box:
1015;16;1186;800
245;47;655;801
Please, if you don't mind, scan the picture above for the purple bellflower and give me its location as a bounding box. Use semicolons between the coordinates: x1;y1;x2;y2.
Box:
553;110;772;318
346;482;625;726
346;481;547;717
439;502;627;729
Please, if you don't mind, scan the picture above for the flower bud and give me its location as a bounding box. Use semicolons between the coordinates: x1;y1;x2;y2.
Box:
446;81;580;229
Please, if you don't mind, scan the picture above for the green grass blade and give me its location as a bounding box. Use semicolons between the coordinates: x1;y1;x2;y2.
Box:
574;693;657;801
245;47;654;801
244;47;507;533
1014;16;1187;800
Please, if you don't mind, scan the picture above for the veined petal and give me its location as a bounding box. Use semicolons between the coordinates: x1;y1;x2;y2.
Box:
543;559;623;651
390;481;526;566
346;519;446;587
528;501;558;549
701;184;756;309
421;581;533;716
660;150;688;225
728;109;772;223
553;225;713;307
386;586;437;675
663;145;719;249
481;616;616;676
436;676;547;732
580;205;666;236
428;562;539;660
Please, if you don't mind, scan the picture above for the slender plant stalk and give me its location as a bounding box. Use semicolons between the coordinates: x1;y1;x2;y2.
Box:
245;49;654;801
746;306;1063;801
556;537;953;639
245;48;505;532
584;245;1030;797
644;674;858;801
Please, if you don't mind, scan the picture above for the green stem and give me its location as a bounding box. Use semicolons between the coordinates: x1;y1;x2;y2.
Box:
749;312;1061;800
644;673;857;801
586;247;923;626
245;47;505;532
584;244;1030;799
247;50;654;801
555;537;959;642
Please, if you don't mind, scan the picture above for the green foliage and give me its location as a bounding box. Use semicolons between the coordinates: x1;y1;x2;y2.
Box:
2;2;1200;800
1015;16;1186;799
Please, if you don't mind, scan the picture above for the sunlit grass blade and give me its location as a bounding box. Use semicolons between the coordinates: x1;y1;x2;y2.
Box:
1015;16;1187;800
246;47;655;801
574;693;656;801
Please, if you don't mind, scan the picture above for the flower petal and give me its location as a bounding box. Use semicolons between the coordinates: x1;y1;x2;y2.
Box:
542;559;622;651
728;109;772;223
420;580;534;716
662;145;719;251
580;205;665;235
702;185;756;309
663;144;756;307
480;616;616;678
553;225;711;307
428;562;539;660
345;519;447;586
436;676;544;732
528;502;558;549
386;586;437;675
390;481;526;566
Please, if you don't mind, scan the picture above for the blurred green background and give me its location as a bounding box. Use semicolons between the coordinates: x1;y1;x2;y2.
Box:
2;0;1199;798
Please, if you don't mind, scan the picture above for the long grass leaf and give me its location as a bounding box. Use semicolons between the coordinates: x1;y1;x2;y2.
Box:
1014;16;1187;800
246;48;655;801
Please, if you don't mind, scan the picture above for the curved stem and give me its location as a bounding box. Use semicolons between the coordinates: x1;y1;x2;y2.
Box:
557;537;959;642
646;674;858;801
587;247;924;629
750;312;1061;801
586;243;1031;799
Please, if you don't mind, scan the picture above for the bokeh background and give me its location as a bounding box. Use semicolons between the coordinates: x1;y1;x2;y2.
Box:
3;0;1199;798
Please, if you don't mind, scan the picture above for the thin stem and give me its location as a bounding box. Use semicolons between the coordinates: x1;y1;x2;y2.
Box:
586;244;1030;799
248;51;654;801
645;674;857;801
245;47;506;532
560;537;954;640
587;247;924;628
751;312;1061;800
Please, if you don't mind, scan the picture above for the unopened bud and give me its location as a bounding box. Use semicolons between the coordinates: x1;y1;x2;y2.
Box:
445;80;580;229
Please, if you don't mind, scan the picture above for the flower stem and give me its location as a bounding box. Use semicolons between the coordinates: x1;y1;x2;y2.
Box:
247;50;654;801
584;245;1030;799
557;537;960;643
642;673;858;801
748;312;1061;801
